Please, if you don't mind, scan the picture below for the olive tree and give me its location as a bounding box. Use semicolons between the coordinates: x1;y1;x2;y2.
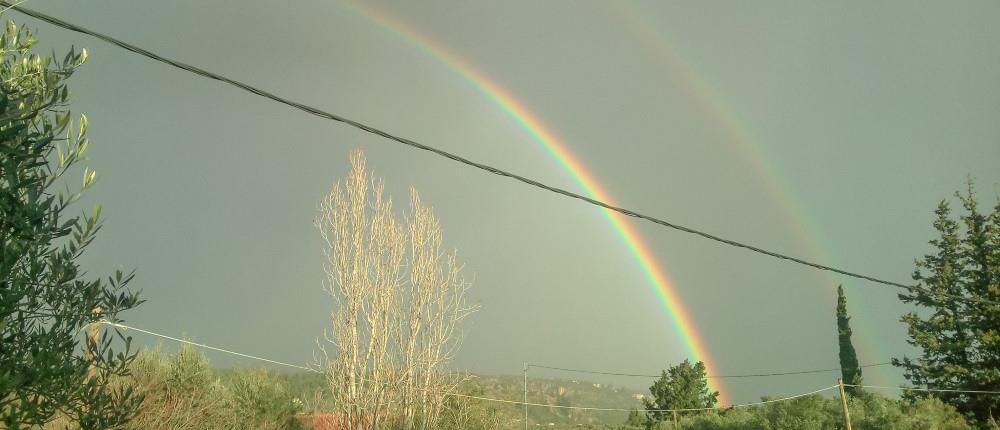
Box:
0;19;142;428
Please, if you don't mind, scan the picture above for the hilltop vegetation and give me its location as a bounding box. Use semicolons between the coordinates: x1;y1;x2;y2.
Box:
425;374;642;428
38;345;642;430
282;370;646;428
35;344;976;430
625;394;970;430
277;360;647;428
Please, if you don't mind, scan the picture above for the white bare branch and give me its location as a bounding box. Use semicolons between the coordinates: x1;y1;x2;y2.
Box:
315;150;478;430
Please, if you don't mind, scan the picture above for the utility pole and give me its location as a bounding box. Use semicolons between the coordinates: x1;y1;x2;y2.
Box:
85;306;102;381
523;362;528;430
838;378;853;430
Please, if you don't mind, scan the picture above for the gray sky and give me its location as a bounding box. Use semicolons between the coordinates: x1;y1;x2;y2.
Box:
20;1;1000;403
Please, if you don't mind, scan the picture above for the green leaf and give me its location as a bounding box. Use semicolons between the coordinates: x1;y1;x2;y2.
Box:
82;167;96;187
77;137;89;156
55;143;65;165
78;113;87;139
32;134;53;152
55;110;70;131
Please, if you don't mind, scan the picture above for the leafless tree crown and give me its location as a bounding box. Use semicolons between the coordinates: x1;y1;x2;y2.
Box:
316;149;479;429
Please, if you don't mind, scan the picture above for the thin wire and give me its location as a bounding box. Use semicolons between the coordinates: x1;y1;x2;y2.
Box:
0;0;31;14
450;384;839;412
527;364;657;378
845;384;1000;395
1;2;976;304
100;321;887;385
100;321;841;411
101;321;320;373
528;362;894;379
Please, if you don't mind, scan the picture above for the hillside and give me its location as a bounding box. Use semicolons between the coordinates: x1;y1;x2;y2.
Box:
277;371;646;428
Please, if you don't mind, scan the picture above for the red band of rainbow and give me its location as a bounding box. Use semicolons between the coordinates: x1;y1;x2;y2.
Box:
346;2;729;404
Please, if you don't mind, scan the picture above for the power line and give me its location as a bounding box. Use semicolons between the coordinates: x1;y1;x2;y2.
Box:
102;321;319;373
104;321;888;384
97;321;844;412
100;321;1000;414
528;362;894;379
0;2;964;303
452;384;840;412
845;384;1000;395
0;0;28;14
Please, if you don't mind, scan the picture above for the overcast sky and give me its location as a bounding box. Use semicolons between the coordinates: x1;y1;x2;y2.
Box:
19;1;1000;403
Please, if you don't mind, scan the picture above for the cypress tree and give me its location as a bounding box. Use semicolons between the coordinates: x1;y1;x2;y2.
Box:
836;285;863;395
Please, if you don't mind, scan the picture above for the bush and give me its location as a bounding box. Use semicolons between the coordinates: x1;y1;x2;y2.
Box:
897;397;971;430
846;393;971;430
119;345;228;430
634;392;973;430
101;345;304;430
434;396;504;430
227;369;304;429
680;408;760;430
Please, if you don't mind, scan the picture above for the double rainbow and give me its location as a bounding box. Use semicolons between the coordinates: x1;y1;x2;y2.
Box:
607;3;883;386
347;3;727;403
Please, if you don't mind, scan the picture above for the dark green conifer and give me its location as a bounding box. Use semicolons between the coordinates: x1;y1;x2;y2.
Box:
836;285;863;395
895;180;1000;424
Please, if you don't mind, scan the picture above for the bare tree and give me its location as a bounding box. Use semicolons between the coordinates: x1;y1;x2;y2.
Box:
316;150;478;429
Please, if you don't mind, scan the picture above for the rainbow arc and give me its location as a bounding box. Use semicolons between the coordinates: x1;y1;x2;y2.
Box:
347;2;728;403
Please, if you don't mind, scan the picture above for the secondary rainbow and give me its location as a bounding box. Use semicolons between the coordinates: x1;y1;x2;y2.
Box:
346;2;729;403
606;3;887;385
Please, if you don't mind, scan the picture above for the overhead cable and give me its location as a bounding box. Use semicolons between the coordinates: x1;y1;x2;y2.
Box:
844;384;1000;395
99;321;844;412
100;321;1000;414
102;321;319;373
451;384;840;412
6;2;995;306
528;362;894;379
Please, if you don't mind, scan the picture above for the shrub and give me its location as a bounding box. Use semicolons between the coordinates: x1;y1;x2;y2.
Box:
106;345;303;430
227;369;304;429
635;392;974;430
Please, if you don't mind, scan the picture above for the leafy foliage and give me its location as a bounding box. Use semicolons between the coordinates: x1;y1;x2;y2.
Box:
637;393;969;430
643;360;718;424
836;285;863;395
279;370;643;429
434;394;504;430
100;345;304;430
847;394;970;430
624;408;648;428
894;180;1000;424
0;18;142;429
227;369;304;428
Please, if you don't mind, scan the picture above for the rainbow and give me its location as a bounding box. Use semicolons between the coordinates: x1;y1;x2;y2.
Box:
606;3;886;385
345;3;729;403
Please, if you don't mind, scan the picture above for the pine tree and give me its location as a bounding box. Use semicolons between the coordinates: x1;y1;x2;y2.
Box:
894;180;1000;424
836;285;863;395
